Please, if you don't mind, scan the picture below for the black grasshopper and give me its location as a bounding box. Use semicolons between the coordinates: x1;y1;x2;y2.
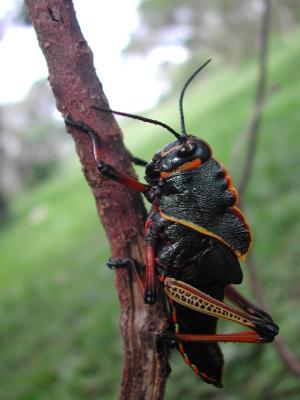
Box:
65;60;278;387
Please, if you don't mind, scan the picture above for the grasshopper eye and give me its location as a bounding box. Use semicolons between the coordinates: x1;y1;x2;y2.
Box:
153;154;161;162
177;142;196;157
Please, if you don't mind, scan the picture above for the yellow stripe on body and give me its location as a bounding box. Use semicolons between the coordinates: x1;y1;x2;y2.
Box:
159;208;246;260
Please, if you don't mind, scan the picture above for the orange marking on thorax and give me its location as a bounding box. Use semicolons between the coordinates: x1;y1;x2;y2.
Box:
212;156;238;204
160;158;202;178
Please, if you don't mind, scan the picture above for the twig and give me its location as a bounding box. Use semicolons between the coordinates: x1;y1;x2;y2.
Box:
237;0;300;380
230;84;276;164
24;1;169;399
237;0;270;199
247;254;300;378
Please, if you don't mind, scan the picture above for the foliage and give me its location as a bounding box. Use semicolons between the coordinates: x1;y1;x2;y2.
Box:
0;29;299;399
0;80;68;200
125;0;300;64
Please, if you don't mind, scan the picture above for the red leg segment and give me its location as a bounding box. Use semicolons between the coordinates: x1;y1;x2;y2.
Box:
225;285;276;326
96;163;148;193
64;115;148;193
160;331;264;344
226;285;259;313
144;213;157;304
145;243;156;304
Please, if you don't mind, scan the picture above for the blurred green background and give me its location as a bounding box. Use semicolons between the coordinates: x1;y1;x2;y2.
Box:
0;1;300;399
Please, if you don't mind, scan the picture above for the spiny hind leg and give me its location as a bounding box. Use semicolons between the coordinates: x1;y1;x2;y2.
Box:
163;277;279;342
225;285;275;324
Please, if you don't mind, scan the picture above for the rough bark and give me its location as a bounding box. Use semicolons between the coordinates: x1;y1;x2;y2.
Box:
24;1;169;399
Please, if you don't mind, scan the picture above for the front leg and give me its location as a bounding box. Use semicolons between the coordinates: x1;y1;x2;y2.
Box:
64;115;149;194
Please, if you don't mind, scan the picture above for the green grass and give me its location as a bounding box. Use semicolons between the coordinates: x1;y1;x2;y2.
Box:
0;163;122;400
1;28;300;399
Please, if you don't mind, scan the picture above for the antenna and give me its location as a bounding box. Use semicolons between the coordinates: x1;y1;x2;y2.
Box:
92;106;182;141
179;59;212;135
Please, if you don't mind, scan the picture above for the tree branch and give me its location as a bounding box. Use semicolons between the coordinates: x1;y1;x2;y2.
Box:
24;1;169;399
246;255;300;378
237;0;271;199
237;0;300;380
